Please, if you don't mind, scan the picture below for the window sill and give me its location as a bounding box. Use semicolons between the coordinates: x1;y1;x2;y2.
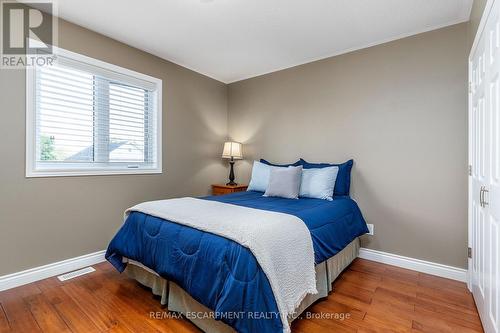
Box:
26;168;162;178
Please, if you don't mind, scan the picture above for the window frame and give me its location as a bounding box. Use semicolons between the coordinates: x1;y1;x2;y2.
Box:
26;46;163;178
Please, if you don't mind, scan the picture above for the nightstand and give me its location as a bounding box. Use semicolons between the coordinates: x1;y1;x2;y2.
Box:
212;184;248;196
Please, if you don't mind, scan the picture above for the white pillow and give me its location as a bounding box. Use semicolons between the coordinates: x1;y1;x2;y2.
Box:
264;166;303;199
299;166;339;200
247;161;275;192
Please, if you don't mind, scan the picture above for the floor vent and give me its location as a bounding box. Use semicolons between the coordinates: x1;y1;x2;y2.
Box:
57;266;96;281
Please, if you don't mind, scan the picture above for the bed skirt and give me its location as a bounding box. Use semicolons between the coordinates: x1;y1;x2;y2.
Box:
123;237;360;333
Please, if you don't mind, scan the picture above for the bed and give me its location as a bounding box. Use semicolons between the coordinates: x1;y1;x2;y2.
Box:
106;190;368;333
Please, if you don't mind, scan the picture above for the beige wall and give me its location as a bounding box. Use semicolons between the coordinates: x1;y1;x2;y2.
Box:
469;0;488;47
0;16;473;275
228;23;468;268
0;19;228;275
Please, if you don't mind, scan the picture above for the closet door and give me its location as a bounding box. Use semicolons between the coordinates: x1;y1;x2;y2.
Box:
469;1;500;332
470;14;488;328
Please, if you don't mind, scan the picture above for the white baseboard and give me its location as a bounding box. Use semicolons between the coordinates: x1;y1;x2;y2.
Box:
0;247;468;292
359;247;467;282
0;250;106;292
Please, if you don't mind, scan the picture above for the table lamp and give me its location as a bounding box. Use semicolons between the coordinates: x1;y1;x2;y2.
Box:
222;141;243;186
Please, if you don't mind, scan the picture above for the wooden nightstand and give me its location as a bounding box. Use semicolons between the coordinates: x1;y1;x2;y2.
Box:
212;184;248;196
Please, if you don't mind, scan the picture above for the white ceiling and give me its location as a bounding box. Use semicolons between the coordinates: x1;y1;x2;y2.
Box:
53;0;473;83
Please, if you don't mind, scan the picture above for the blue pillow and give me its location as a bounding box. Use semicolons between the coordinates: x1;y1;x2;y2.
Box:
299;159;353;196
260;159;301;167
247;161;274;192
299;166;339;200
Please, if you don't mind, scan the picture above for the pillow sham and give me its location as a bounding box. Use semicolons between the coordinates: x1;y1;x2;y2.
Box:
260;159;301;167
299;166;339;200
264;166;303;199
247;161;275;192
299;159;353;196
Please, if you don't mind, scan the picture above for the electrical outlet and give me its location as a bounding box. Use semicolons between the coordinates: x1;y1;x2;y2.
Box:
366;224;374;236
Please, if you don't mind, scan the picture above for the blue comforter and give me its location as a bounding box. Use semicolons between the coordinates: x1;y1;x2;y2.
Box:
106;191;368;333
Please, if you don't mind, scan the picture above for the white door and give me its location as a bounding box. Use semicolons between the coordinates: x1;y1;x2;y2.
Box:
469;1;500;333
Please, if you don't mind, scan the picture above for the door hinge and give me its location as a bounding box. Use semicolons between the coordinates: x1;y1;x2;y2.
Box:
468;165;472;176
468;247;472;259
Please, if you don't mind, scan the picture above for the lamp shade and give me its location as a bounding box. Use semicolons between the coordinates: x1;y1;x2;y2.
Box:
222;141;243;159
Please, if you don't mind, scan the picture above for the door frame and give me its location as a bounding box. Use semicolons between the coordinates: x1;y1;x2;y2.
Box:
468;0;495;292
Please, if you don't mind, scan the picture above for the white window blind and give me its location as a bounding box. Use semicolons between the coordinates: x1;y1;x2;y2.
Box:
26;48;162;177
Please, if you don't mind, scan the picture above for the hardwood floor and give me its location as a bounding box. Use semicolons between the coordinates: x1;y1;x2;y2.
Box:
0;259;483;333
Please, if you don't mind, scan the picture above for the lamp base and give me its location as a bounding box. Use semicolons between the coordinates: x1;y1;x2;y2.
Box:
227;160;237;186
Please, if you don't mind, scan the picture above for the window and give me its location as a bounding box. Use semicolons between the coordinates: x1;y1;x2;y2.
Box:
26;47;162;177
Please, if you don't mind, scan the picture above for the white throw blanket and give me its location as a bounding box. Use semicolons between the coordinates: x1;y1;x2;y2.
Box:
126;197;317;333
